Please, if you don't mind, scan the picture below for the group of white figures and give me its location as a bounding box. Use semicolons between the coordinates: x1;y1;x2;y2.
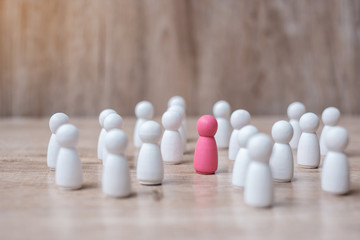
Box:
47;96;188;197
213;101;350;207
46;97;350;208
223;101;349;208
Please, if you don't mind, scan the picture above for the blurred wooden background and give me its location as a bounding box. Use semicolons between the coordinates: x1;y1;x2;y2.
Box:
0;0;359;117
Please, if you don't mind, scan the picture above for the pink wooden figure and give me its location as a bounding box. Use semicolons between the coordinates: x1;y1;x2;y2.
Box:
194;115;218;174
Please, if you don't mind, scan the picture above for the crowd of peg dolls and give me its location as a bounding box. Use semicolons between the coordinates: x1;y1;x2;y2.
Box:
46;96;350;208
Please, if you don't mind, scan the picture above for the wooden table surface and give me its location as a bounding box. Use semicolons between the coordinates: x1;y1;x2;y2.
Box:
0;116;359;240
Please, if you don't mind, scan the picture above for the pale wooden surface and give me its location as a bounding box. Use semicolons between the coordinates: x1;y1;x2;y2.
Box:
0;116;360;239
1;0;360;117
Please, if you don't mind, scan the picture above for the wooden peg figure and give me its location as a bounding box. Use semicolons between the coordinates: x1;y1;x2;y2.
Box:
102;129;131;198
56;124;83;190
47;112;69;170
194;115;218;174
97;109;116;161
244;133;274;208
297;112;320;168
322;126;350;195
137;121;164;185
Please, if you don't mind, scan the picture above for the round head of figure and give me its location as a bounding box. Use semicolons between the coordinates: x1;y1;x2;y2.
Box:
104;113;123;132
230;109;251;129
299;112;319;133
168;96;186;109
325;126;348;152
162;111;182;131
213;100;231;119
99;109;116;127
237;125;258;148
271;120;294;144
247;133;273;163
139;121;162;144
56;124;79;148
168;105;185;120
322;107;341;126
105;129;128;155
135;101;154;119
49;113;69;134
197;115;218;137
287;102;306;120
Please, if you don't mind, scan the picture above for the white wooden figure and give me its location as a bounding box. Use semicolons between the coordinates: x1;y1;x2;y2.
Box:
297;112;320;168
322;126;350;195
161;111;183;164
270;120;294;182
137;121;164;185
168;96;187;148
287;102;306;149
56;124;83;190
97;109;116;161
102;129;131;198
244;133;274;208
168;105;186;153
134;101;154;148
228;109;251;160
213;100;231;149
320;107;341;156
47;113;69;170
232;125;258;188
102;113;123;165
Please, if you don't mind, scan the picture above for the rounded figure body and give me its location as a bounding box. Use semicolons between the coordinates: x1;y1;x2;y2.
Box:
56;148;83;190
168;96;187;152
137;143;164;185
289;119;301;149
297;113;320;168
137;121;164;185
213;100;231;148
287;102;306;149
320;125;330;156
232;148;251;188
215;118;231;149
244;133;274;208
320;107;341;156
103;154;131;197
228;129;240;160
102;113;123;165
270;143;293;182
270;120;294;182
161;131;183;164
47;112;69;170
102;129;131;198
47;134;60;170
194;137;218;174
321;126;350;195
161;111;183;164
245;161;273;207
168;105;187;152
194;115;218;174
55;124;82;190
97;109;116;160
134;101;154;148
232;125;258;188
322;152;349;194
297;132;320;168
228;110;251;161
134;118;146;147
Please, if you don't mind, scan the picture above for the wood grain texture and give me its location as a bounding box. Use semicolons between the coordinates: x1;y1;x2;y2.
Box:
0;116;360;239
0;0;360;117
